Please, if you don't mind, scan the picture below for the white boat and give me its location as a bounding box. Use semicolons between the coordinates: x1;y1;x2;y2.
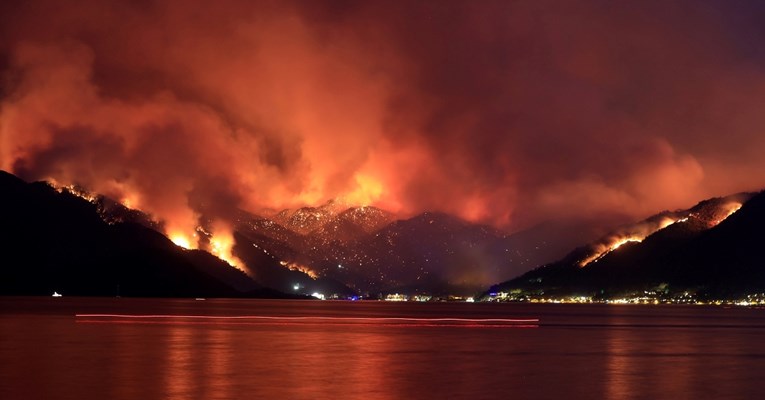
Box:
52;292;62;297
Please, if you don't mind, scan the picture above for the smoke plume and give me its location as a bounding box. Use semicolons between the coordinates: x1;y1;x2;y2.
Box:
2;0;765;244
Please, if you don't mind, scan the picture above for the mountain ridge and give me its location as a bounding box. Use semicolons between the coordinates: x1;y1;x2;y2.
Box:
486;190;765;299
9;169;760;299
0;170;568;296
0;170;286;298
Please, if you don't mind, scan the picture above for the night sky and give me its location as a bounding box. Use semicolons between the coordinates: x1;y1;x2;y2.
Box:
2;0;765;241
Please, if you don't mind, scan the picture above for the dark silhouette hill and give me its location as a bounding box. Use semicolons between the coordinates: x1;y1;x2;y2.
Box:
488;191;764;298
0;171;282;298
0;170;603;297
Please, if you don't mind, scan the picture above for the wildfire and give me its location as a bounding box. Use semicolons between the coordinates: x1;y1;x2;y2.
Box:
610;237;642;251
578;236;643;267
279;260;319;279
341;173;384;207
51;182;98;203
210;236;245;271
170;223;246;272
578;216;687;267
120;193;140;210
207;222;246;272
708;202;742;227
169;233;194;250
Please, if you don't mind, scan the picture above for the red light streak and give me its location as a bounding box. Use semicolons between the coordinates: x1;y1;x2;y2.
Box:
74;314;539;328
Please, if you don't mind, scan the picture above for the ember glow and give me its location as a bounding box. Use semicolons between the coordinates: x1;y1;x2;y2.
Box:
2;0;765;250
708;202;743;227
279;261;319;280
207;223;246;272
579;217;686;267
51;183;98;204
120;193;140;210
610;238;642;252
579;237;642;267
169;233;194;251
342;174;385;207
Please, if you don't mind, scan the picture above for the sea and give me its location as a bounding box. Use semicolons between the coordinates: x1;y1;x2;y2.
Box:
2;297;765;400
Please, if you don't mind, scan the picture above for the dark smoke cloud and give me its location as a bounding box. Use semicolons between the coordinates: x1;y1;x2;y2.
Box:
2;0;765;240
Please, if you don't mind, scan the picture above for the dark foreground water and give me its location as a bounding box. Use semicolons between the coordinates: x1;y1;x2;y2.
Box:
2;297;765;399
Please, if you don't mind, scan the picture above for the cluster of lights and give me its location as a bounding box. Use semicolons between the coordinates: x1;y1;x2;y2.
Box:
484;290;765;307
383;293;476;302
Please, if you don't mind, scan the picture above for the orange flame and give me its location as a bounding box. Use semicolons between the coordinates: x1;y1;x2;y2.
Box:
279;260;319;279
166;217;200;251
579;216;684;267
578;236;643;267
169;232;194;250
50;181;98;203
708;202;742;227
610;237;642;251
341;173;384;206
120;193;140;210
208;222;246;272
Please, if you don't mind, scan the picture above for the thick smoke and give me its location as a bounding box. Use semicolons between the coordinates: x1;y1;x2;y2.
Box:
2;0;765;241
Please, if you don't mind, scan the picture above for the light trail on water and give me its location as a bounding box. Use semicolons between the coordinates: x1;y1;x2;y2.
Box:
74;314;539;328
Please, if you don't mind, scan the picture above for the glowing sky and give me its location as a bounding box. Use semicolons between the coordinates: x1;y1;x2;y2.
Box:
2;0;765;236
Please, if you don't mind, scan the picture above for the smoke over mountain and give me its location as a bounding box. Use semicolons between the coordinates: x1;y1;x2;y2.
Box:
3;0;765;248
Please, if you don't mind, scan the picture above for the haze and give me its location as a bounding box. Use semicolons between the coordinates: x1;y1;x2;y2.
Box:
2;0;764;241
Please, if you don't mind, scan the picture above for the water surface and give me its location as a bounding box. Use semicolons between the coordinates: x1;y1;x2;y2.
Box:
2;297;765;399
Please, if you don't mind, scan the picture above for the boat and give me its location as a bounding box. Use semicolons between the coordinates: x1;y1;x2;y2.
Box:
52;292;62;297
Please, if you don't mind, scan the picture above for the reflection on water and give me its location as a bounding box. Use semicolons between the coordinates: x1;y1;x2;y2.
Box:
601;306;765;400
2;298;765;399
166;324;194;399
606;315;634;400
207;327;233;400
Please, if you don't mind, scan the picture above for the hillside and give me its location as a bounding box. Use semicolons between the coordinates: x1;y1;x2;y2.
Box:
487;191;765;299
235;207;578;296
0;170;597;297
0;171;280;298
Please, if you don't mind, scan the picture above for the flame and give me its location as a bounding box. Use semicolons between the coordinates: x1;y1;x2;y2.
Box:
163;207;201;250
578;216;686;267
170;233;194;250
708;202;742;227
120;193;140;210
610;237;642;251
341;173;384;207
50;182;98;203
279;260;319;279
208;222;246;272
579;236;643;267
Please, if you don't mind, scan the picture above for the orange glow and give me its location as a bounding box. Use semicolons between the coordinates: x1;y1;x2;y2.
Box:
341;174;384;206
579;216;686;267
708;202;742;227
162;206;201;251
461;196;491;222
169;233;194;250
579;236;643;267
120;193;140;210
50;182;98;203
7;1;765;281
279;260;319;279
610;237;642;251
208;222;246;272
